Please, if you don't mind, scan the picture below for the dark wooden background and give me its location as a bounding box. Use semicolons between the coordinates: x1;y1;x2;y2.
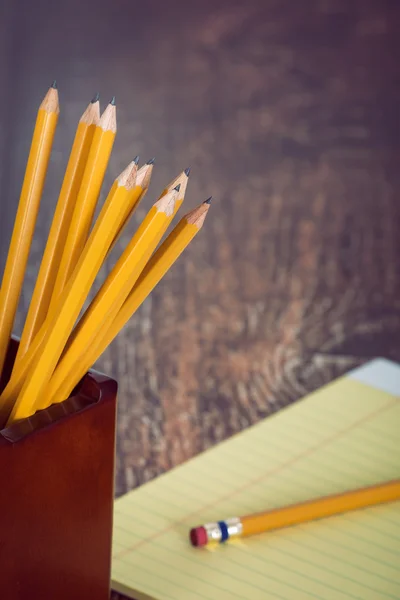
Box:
1;0;400;597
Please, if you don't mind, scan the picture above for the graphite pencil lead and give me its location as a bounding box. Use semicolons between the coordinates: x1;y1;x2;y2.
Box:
184;167;191;177
204;197;212;205
51;80;57;89
133;155;140;164
146;157;156;165
110;96;116;106
173;184;181;192
91;92;100;103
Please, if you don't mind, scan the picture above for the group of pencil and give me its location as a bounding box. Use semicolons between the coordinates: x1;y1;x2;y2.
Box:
0;82;211;428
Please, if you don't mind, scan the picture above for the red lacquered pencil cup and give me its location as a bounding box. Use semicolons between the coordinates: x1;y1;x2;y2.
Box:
0;338;117;600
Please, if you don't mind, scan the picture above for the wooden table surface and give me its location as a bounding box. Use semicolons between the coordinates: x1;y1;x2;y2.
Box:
1;0;399;597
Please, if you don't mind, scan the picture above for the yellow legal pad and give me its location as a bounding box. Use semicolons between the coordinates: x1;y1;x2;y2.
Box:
112;359;400;600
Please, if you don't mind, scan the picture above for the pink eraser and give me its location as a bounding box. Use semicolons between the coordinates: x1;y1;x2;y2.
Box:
189;526;208;547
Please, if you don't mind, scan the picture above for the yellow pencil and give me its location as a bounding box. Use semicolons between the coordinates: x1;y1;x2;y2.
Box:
109;157;154;251
4;99;117;400
160;167;190;212
44;198;211;406
190;479;400;547
14;94;100;363
0;158;137;419
38;186;182;411
1;138;123;415
111;161;188;250
47;97;117;314
121;165;190;252
1;159;137;425
0;83;59;373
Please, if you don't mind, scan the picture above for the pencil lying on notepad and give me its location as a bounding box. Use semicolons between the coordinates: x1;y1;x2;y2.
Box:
190;479;400;547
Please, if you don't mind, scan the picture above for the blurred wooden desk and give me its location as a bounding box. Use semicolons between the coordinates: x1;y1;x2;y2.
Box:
0;1;399;597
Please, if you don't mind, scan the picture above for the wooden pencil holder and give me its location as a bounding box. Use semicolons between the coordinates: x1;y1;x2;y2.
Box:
0;338;117;600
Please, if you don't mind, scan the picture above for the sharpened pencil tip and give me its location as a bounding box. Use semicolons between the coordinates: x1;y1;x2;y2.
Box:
184;167;191;177
110;96;116;106
146;157;156;165
204;197;212;205
174;184;181;192
91;92;100;103
133;155;140;164
51;80;57;89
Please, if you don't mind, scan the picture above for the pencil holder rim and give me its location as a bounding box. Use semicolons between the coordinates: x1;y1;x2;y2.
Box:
0;342;117;443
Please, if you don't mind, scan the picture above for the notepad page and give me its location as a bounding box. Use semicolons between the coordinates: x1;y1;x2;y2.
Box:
112;364;400;600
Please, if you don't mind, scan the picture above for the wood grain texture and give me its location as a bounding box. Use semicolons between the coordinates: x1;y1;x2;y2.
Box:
0;1;400;597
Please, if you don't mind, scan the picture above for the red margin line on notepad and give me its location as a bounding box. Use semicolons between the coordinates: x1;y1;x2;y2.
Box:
114;398;398;559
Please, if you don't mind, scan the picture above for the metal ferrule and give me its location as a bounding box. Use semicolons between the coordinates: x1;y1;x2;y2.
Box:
225;517;243;540
204;522;222;544
203;517;243;545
